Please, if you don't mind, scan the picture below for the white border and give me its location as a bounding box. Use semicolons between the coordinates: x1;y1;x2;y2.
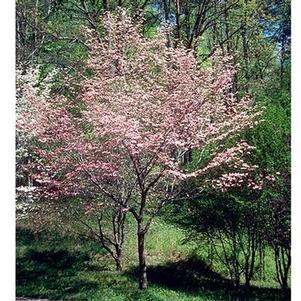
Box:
291;0;301;300
0;1;298;300
0;1;15;300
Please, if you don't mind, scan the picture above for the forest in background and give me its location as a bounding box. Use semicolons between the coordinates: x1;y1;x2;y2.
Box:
16;0;291;300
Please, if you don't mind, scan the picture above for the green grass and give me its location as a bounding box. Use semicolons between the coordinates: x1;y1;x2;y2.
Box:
16;218;289;301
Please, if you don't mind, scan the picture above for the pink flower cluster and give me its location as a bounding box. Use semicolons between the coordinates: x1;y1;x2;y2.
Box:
17;9;267;200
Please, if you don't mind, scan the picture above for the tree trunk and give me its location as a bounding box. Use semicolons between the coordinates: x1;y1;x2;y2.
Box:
232;230;240;287
245;276;250;287
244;257;250;287
241;0;251;93
96;208;126;272
115;246;123;271
245;233;256;287
162;0;170;22
34;0;39;45
137;226;147;289
115;256;123;271
175;0;181;47
274;245;290;293
280;34;285;86
103;0;109;11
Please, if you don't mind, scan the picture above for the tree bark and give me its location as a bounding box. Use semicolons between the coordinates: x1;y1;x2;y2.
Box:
274;245;290;292
162;0;170;22
137;224;147;289
241;1;250;93
280;34;285;86
103;0;109;11
115;246;123;271
175;0;181;47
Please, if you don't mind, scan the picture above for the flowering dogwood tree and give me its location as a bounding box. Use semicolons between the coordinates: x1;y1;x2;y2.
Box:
17;10;268;289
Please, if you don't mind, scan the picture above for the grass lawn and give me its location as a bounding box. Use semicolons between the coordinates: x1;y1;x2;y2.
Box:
16;217;289;301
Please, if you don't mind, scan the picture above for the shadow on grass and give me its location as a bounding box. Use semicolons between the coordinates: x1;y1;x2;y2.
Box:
16;248;100;299
147;257;230;290
16;227;109;300
128;257;290;301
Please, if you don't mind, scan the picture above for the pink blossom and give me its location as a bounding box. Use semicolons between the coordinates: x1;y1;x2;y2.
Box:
17;10;266;200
